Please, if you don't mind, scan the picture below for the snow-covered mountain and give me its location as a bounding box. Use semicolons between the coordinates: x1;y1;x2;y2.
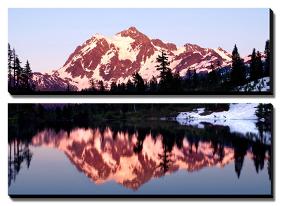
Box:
32;27;236;91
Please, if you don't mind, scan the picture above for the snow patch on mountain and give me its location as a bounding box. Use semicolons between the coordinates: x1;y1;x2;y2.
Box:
138;51;161;80
173;46;186;55
81;41;97;55
101;50;115;65
108;34;138;61
214;47;232;61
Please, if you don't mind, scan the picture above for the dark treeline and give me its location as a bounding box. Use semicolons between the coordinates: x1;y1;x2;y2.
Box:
8;103;272;127
8;111;272;186
8;41;271;95
8;44;35;93
8;103;233;128
8;103;272;144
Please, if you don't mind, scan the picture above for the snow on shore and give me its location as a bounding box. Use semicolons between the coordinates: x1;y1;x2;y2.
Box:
236;77;270;92
177;103;258;120
176;104;261;138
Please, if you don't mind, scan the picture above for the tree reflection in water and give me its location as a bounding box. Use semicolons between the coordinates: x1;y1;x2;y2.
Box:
8;120;272;191
8;140;32;187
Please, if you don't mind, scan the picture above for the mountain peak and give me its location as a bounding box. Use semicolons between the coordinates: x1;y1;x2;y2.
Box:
118;26;145;38
184;43;203;52
127;26;139;32
92;33;105;40
125;26;140;33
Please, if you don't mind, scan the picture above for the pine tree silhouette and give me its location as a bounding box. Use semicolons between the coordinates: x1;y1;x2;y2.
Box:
12;49;17;88
256;51;264;79
126;79;135;93
8;44;13;88
156;50;173;92
8;44;35;93
15;57;23;88
98;80;105;92
230;44;246;86
149;76;158;93
89;78;95;91
264;40;270;77
250;48;257;80
132;72;145;93
22;60;33;89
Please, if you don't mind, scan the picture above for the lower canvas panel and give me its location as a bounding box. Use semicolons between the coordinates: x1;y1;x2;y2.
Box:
8;103;273;198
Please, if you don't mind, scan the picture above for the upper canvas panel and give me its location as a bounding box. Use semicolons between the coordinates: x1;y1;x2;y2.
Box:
8;8;273;95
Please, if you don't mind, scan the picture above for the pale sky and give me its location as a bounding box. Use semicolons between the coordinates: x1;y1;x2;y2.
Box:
9;8;270;72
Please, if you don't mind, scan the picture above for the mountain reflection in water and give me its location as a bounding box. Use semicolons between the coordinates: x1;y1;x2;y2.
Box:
8;120;272;195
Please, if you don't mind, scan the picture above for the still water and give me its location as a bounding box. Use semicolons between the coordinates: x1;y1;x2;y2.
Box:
8;120;272;196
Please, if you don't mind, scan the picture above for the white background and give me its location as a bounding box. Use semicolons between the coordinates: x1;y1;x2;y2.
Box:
0;0;279;205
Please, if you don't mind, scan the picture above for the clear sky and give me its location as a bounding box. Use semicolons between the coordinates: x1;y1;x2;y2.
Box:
9;8;270;72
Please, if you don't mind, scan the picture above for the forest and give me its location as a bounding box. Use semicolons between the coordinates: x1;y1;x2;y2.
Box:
8;103;232;124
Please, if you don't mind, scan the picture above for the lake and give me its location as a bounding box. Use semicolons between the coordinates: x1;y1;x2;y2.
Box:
8;120;272;196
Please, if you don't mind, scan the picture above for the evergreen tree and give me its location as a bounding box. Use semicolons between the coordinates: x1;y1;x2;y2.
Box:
15;57;23;88
256;51;264;79
161;69;174;91
88;78;95;91
208;63;219;88
22;60;32;89
12;49;17;88
126;79;135;93
184;67;192;90
8;44;13;88
8;45;35;92
186;67;192;81
264;40;270;77
120;82;126;92
132;72;145;93
149;76;158;93
98;80;105;92
192;70;198;89
121;82;127;93
116;82;126;93
156;50;171;77
230;44;246;85
110;82;118;93
250;48;257;80
217;60;223;84
250;49;263;81
156;50;174;92
172;71;182;92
